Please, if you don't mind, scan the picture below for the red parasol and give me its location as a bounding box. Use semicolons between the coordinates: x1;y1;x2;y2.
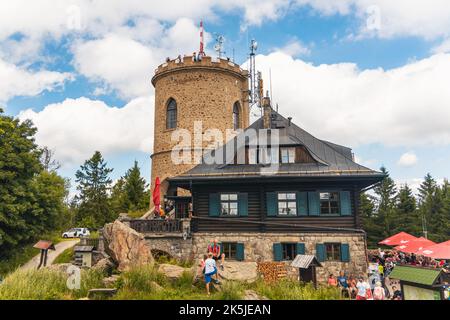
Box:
152;177;161;212
416;240;450;259
378;232;418;246
393;237;436;253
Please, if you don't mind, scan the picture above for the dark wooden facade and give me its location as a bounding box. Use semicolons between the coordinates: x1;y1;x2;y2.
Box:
181;178;368;234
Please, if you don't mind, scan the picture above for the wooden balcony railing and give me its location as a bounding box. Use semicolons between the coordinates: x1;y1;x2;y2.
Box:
128;219;183;233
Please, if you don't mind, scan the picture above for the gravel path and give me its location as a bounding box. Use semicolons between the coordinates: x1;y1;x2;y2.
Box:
20;239;80;271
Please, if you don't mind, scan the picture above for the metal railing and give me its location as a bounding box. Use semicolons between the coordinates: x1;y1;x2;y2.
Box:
129;219;183;233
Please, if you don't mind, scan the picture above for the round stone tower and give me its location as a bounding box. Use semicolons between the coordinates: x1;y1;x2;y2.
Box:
150;55;250;196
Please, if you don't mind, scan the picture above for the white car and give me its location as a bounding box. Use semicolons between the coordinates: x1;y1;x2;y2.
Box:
62;228;90;238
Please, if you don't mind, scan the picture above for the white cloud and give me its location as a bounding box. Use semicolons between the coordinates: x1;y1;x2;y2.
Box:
18;96;153;166
0;58;72;102
252;52;450;147
73;34;159;98
72;18;209;98
397;152;418;167
275;38;311;57
295;0;450;40
432;38;450;54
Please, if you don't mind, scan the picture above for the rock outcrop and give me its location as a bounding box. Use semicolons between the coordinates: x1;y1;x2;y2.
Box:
219;261;258;283
158;264;187;281
103;220;154;271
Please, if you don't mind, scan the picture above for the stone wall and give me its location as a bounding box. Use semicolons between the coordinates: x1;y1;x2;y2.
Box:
144;236;194;261
143;231;368;283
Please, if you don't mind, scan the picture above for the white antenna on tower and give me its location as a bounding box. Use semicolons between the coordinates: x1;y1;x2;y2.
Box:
214;34;225;59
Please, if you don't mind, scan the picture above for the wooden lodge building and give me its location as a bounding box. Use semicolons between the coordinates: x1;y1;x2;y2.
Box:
136;54;386;282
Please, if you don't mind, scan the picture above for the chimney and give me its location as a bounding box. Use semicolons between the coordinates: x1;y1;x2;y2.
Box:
262;93;272;129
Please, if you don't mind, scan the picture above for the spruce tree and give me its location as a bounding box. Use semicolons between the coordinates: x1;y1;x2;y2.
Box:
373;167;397;239
74;151;113;228
360;193;382;247
123;161;147;212
394;184;419;235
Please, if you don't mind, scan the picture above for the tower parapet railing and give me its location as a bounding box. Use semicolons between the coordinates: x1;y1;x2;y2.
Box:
152;55;249;84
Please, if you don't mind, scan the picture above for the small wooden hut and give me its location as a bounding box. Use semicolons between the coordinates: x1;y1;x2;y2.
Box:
291;254;322;288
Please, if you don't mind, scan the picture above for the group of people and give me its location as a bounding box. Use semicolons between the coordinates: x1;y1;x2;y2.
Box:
328;271;402;300
198;239;226;295
368;248;447;270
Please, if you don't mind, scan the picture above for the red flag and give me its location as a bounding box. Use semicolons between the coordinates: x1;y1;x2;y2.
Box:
153;177;161;212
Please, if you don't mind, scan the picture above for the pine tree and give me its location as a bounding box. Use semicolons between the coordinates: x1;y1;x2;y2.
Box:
360;193;382;247
394;184;419;235
417;173;439;240
123;161;148;212
74;151;113;228
373;167;397;239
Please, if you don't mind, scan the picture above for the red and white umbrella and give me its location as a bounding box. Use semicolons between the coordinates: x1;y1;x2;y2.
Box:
379;232;418;246
394;237;436;254
416;240;450;259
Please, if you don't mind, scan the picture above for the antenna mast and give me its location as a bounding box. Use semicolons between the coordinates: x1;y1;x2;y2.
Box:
199;21;206;57
214;34;225;59
249;39;263;115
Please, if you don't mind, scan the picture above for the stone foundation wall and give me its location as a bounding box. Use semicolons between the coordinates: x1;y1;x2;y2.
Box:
145;236;194;261
144;232;368;283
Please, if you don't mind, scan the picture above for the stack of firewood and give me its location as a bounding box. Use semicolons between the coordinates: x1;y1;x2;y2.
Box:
257;262;288;282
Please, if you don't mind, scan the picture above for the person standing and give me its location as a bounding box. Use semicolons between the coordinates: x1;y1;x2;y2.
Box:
337;271;350;298
204;253;219;296
356;277;368;300
373;281;386;300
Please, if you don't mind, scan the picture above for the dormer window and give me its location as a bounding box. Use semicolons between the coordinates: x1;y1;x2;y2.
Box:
281;147;295;164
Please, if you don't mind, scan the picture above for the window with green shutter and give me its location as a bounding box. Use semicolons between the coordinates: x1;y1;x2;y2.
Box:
238;193;248;217
308;192;320;216
209;193;220;217
236;243;245;261
339;191;352;216
341;244;350;262
316;243;326;262
266;192;278;216
273;243;282;261
297;192;308;216
296;243;306;255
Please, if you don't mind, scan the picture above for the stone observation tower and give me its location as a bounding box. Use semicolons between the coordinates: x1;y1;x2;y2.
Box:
150;56;250;196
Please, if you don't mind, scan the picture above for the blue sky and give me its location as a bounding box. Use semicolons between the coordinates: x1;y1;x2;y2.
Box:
1;1;450;195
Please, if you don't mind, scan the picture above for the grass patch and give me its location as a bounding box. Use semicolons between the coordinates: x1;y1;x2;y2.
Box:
0;267;105;300
53;247;74;264
155;255;194;268
0;263;342;300
251;279;342;300
0;245;40;278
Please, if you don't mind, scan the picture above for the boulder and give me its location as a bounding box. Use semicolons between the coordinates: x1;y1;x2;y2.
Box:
158;264;186;281
93;257;115;273
219;261;258;283
243;290;269;300
103;220;154;271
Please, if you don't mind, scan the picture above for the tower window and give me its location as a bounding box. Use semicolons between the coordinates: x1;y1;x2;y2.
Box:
233;102;240;130
166;98;177;129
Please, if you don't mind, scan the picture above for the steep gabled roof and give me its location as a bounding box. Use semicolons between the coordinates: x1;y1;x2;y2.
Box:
171;110;384;182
